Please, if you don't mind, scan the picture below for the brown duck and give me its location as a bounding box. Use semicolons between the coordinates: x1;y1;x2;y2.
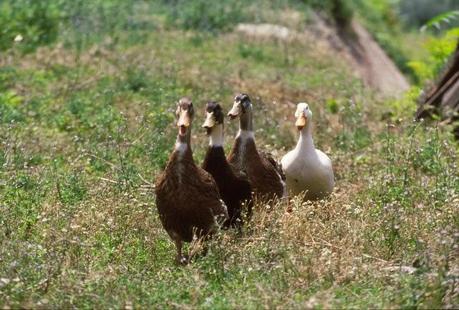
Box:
155;97;228;264
227;93;285;200
201;101;253;228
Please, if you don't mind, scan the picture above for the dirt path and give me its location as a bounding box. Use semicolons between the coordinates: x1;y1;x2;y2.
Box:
236;16;410;98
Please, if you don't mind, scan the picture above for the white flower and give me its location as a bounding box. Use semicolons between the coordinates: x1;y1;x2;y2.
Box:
14;34;23;42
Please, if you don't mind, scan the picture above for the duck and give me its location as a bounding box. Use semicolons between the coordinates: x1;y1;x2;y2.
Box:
155;97;228;264
227;93;285;200
281;102;334;200
201;101;253;228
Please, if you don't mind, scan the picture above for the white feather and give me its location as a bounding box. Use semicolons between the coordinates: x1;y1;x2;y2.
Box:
236;129;254;140
209;125;224;147
281;104;334;200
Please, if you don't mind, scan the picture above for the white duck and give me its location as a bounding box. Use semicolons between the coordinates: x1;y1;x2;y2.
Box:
281;103;334;200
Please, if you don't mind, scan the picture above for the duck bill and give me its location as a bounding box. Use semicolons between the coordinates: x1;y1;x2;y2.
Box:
202;114;215;135
295;116;307;130
177;113;191;136
227;105;240;120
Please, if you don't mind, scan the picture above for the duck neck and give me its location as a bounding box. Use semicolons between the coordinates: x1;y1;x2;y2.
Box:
296;123;314;152
239;110;253;132
175;128;191;155
209;124;224;147
237;110;254;140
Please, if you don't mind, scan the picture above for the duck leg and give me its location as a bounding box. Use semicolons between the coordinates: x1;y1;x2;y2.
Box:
173;237;188;265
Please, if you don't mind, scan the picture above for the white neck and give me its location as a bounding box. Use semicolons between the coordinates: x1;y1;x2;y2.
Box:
175;139;188;154
209;124;224;147
236;129;254;141
296;124;314;152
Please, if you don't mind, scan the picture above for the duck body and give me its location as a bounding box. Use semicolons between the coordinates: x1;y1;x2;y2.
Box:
154;98;228;264
201;101;252;227
281;103;334;200
202;146;252;227
156;145;228;243
228;130;285;200
227;94;285;200
281;142;334;200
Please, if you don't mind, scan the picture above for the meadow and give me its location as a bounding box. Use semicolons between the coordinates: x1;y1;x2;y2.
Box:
0;1;458;308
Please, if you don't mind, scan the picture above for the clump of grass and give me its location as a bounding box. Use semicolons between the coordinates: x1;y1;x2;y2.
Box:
161;0;246;33
0;0;60;53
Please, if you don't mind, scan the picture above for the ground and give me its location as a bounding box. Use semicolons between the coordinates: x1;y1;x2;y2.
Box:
0;4;458;309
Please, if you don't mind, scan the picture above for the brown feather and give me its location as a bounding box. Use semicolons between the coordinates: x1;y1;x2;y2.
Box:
155;146;228;244
228;137;284;200
202;146;252;228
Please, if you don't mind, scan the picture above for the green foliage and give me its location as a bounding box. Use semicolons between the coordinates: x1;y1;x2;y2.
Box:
400;0;459;27
0;91;24;123
237;43;270;62
386;86;421;117
366;124;457;257
57;173;87;205
334;100;372;152
161;0;246;32
409;26;459;82
420;10;459;32
326;98;339;114
0;0;60;53
0;67;18;91
58;0;143;50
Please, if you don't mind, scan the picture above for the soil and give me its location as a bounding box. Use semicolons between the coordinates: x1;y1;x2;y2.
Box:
235;14;410;98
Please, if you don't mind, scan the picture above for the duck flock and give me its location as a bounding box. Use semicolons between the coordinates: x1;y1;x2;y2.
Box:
155;93;335;264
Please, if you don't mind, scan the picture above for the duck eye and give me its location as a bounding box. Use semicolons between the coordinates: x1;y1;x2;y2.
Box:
242;100;251;109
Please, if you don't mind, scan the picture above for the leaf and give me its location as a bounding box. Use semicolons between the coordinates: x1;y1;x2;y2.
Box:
0;90;22;107
420;10;459;32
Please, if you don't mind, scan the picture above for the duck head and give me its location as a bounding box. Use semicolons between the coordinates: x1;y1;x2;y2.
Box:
228;93;252;120
228;93;253;132
176;97;194;140
295;102;312;131
202;101;225;147
202;101;224;135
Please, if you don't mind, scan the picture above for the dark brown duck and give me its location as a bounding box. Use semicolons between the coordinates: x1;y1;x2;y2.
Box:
227;94;285;200
155;97;228;264
201;101;252;228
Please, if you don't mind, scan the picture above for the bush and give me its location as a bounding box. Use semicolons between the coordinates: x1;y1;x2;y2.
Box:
408;13;459;82
0;0;60;53
399;0;459;27
161;0;246;32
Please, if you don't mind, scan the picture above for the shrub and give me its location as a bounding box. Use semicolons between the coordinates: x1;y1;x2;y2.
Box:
408;13;459;82
0;0;60;53
161;0;246;32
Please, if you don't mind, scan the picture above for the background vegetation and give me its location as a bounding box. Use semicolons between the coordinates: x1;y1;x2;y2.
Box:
0;0;458;308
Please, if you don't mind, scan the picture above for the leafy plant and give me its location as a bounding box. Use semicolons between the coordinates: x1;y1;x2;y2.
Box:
408;11;459;82
420;10;459;32
0;0;61;52
162;0;246;32
57;172;87;205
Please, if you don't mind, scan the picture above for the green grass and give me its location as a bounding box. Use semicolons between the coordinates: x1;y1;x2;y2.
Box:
1;2;458;309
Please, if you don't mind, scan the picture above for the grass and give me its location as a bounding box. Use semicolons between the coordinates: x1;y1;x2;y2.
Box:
1;3;458;309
